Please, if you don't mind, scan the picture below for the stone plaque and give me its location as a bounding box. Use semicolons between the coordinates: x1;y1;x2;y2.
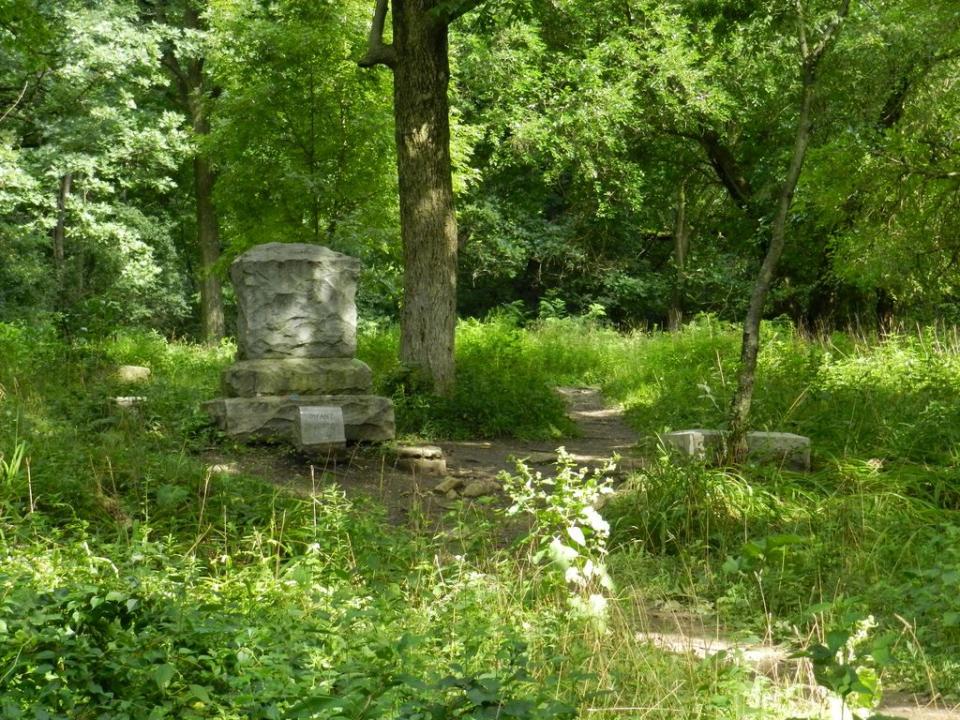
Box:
297;405;346;447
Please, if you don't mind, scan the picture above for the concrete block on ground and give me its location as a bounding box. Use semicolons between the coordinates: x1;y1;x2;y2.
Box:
660;429;811;471
394;445;447;475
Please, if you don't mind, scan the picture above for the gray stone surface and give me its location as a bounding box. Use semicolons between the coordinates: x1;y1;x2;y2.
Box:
204;395;394;442
660;429;811;470
222;358;372;397
397;457;447;476
462;479;501;498
746;432;811;471
231;243;360;359
296;406;346;450
660;429;723;461
434;477;465;494
395;445;444;460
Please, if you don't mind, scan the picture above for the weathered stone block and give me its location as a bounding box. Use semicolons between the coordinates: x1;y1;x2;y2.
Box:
203;395;395;442
746;432;811;471
393;445;446;475
222;358;372;397
231;243;360;359
660;429;811;471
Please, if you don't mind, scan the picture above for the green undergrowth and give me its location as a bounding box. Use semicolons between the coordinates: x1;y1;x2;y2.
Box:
3;317;960;716
1;321;810;719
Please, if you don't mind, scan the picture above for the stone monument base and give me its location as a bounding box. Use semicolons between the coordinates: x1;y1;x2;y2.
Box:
660;429;811;471
203;395;395;443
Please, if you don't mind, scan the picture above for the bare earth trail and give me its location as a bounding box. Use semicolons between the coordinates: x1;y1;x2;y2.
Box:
204;387;958;720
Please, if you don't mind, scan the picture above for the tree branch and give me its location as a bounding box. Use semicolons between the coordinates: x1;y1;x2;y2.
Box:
359;0;397;69
0;81;28;125
696;129;754;210
807;0;851;64
439;0;490;24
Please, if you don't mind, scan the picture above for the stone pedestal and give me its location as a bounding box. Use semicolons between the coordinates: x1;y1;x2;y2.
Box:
204;243;394;447
660;429;811;471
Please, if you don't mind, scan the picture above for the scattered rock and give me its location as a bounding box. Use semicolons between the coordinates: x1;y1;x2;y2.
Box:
660;429;811;471
394;446;447;475
434;477;465;494
398;457;447;476
462;479;500;498
521;451;556;465
445;490;460;500
395;445;444;460
112;396;145;408
207;463;239;475
116;365;151;383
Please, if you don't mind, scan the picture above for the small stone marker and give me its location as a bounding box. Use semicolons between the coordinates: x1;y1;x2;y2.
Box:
660;429;811;471
112;396;146;409
296;406;346;450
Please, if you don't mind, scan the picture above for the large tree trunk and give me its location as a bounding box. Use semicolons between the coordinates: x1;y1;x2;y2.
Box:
392;1;459;395
193;142;225;344
359;0;487;395
667;181;689;332
160;2;225;345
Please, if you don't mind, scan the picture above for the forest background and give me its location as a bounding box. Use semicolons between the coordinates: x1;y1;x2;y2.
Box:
2;1;960;718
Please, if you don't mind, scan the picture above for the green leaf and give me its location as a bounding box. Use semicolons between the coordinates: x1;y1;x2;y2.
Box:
152;663;175;691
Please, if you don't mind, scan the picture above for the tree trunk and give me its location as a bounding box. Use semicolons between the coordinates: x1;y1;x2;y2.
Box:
160;2;225;345
391;1;458;395
726;0;850;462
194;148;225;344
727;68;817;462
52;172;71;270
667;181;689;332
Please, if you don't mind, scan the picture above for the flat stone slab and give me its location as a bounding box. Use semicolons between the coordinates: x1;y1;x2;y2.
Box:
203;395;394;442
222;358;372;397
660;429;811;470
231;243;360;359
395;445;444;460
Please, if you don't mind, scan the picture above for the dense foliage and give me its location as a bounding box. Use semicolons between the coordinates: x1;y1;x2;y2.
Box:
2;319;959;717
3;0;960;716
2;0;957;331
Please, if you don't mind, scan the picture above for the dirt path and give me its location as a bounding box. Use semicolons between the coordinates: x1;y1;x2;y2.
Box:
202;388;957;719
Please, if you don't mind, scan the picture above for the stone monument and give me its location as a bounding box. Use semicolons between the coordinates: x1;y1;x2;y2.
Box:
203;243;395;448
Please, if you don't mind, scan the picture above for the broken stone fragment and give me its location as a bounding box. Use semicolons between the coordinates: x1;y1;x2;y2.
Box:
395;445;446;475
112;396;146;408
395;445;444;460
434;477;465;494
222;358;373;397
462;479;500;498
